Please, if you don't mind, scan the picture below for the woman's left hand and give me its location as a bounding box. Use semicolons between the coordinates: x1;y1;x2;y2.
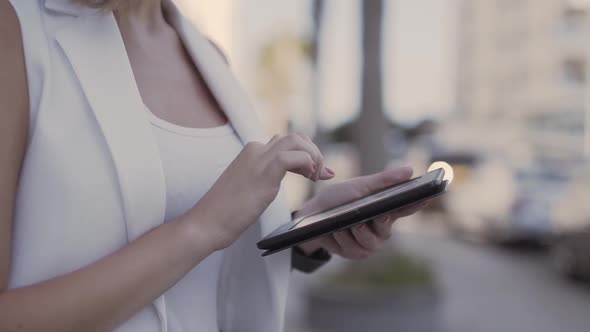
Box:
295;166;429;260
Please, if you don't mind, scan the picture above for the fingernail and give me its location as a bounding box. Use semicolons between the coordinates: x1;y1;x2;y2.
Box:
326;167;335;175
357;224;365;231
319;167;335;180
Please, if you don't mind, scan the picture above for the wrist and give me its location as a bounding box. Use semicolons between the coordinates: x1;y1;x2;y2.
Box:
175;211;226;255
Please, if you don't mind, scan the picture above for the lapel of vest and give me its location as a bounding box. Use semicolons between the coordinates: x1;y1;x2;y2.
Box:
53;9;170;332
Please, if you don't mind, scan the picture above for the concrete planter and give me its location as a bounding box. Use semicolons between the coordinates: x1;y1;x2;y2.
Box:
305;284;440;332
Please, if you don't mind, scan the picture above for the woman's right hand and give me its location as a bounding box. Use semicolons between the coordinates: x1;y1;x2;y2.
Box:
186;133;334;250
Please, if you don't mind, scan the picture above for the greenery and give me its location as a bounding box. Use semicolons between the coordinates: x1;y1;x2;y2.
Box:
323;253;434;291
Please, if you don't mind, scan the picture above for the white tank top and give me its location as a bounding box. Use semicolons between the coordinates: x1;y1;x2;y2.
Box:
145;108;243;332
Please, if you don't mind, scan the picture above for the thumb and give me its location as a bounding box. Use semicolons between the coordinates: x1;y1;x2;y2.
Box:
360;166;414;194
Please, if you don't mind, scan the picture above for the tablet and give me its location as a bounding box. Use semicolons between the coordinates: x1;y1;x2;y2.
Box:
257;168;448;256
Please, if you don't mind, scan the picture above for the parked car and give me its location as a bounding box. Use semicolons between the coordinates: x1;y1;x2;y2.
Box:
551;170;590;281
485;166;569;244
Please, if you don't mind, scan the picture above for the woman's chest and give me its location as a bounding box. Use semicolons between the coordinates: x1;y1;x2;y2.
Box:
124;35;228;129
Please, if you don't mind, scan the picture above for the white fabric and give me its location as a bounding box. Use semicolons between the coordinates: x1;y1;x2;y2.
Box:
146;109;242;332
7;1;293;331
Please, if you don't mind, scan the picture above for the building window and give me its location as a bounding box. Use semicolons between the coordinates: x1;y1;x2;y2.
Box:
562;58;586;85
562;7;587;33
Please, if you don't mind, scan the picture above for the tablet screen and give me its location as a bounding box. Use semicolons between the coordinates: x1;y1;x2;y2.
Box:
291;176;423;230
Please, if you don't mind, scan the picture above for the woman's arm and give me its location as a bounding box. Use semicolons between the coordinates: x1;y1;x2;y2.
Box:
0;219;217;332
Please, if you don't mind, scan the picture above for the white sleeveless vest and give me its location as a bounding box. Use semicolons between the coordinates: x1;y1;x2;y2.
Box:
7;1;292;331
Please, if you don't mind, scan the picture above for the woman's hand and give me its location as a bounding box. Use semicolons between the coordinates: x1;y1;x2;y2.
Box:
296;167;428;260
187;134;334;250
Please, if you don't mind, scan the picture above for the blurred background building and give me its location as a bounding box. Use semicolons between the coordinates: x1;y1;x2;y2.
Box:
458;0;587;164
460;0;587;119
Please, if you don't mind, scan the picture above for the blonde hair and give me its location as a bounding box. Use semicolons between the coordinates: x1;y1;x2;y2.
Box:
75;0;149;11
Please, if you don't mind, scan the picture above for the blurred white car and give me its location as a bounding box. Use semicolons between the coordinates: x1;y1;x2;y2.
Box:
446;160;569;244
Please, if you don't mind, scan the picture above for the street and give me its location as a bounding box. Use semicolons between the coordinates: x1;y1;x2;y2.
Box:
285;217;590;332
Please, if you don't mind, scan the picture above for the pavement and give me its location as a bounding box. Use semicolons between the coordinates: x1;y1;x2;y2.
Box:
284;215;590;332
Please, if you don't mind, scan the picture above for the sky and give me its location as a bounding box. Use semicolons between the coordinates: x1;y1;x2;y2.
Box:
178;0;460;129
